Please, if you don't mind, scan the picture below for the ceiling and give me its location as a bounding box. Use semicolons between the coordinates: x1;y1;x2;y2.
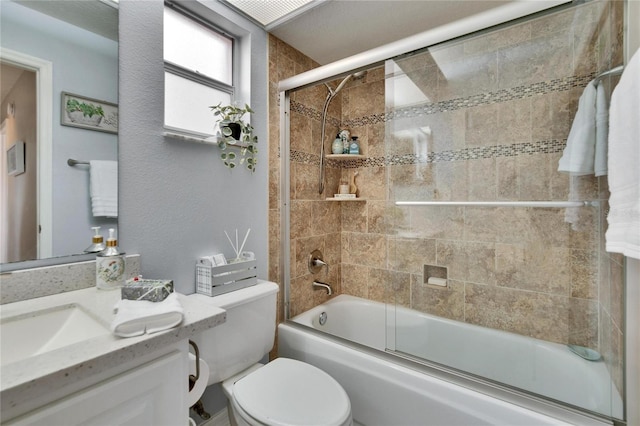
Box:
264;1;513;65
14;0;118;41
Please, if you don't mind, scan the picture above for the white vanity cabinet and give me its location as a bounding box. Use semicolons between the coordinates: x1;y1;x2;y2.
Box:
6;346;188;426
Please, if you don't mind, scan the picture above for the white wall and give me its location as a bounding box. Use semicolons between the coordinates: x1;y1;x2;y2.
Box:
118;0;269;294
0;2;118;257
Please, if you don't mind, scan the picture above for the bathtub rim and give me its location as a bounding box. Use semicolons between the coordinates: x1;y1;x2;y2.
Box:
279;317;617;426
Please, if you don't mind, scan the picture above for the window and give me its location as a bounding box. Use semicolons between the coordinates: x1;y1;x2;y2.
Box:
163;5;234;137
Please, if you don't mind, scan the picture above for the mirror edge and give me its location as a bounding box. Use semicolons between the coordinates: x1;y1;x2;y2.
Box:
0;253;97;273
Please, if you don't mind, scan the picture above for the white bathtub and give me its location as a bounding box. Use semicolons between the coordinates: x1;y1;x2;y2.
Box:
278;295;621;425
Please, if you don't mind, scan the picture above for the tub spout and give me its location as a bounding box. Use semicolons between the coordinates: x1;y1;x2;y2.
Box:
312;281;332;295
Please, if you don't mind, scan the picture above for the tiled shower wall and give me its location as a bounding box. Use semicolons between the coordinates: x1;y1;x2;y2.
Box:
268;0;624;394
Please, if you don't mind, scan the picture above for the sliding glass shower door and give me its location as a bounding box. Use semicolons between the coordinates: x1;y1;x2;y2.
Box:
384;0;625;419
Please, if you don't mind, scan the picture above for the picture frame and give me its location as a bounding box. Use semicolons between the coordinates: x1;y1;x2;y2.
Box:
61;92;118;134
7;141;25;176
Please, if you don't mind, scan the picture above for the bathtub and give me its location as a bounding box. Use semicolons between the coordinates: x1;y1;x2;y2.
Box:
278;295;621;425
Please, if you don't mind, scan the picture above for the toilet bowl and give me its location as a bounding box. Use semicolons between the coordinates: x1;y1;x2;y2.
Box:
222;359;352;426
190;281;352;426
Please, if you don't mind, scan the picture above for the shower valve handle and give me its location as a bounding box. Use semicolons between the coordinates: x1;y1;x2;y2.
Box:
308;249;329;274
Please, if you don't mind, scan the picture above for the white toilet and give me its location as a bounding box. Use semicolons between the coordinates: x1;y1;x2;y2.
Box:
191;280;352;426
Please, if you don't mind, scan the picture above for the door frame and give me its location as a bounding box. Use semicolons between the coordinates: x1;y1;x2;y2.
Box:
1;48;53;258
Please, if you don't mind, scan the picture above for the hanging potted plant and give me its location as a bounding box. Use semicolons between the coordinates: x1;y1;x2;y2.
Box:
210;102;258;172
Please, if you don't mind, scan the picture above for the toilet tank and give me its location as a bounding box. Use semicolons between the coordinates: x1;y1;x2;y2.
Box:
190;280;279;385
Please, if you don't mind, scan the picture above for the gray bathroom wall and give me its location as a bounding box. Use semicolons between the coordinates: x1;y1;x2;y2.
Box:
118;0;269;295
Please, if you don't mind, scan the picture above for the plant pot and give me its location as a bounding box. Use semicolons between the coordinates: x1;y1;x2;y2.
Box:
221;121;242;141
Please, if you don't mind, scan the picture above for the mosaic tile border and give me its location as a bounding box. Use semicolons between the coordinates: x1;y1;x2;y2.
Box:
293;138;567;169
290;101;340;127
291;73;596;129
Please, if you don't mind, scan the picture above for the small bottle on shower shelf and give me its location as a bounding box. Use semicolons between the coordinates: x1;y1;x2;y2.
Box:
339;129;350;154
332;133;343;154
349;137;360;155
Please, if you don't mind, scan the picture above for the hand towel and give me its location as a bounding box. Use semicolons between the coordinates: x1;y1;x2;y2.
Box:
90;160;118;218
558;81;597;175
606;48;640;259
594;82;609;176
111;292;184;338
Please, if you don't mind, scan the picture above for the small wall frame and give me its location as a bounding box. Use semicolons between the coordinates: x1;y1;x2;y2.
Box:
7;140;25;176
61;92;118;134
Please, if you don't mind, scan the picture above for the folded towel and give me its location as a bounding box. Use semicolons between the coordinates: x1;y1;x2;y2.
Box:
558;81;597;175
90;160;118;218
111;292;184;337
606;49;640;259
594;82;609;176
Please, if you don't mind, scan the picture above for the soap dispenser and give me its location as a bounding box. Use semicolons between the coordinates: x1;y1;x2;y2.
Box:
84;226;106;253
96;228;126;290
332;133;343;154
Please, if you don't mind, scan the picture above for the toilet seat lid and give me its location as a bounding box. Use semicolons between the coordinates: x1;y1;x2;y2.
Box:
233;358;351;426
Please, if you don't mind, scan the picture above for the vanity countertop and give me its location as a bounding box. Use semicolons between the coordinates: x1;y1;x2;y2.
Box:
0;287;225;411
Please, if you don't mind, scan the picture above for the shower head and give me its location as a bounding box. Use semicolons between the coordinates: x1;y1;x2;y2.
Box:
326;70;368;97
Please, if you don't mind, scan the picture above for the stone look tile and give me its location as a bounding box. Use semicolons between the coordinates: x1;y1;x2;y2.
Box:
610;259;624;329
389;164;436;202
496;157;518;200
290;200;312;240
467;158;496;201
341;264;369;298
568;297;598;349
436;240;468;281
434;162;468;201
466;242;497;285
411;276;464;321
343;232;387;268
368;200;399;235
517;154;550;201
498;31;572;88
465;103;498;147
293;162;321;201
341;202;367;233
570;249;598;299
268;209;280;283
497;97;532;145
465;283;569;343
411;206;464;240
368;268;410;307
388;237;437;274
354;167;387;201
495;243;571;295
311;201;341;236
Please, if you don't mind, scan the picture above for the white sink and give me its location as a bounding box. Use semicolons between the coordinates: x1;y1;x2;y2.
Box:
1;303;111;366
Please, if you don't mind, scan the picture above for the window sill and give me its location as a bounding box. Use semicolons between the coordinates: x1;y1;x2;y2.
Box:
163;130;218;145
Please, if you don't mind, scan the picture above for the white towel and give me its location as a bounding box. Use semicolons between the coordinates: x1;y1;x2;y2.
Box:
90;160;118;218
594;82;609;176
558;81;597;175
111;293;184;337
606;48;640;259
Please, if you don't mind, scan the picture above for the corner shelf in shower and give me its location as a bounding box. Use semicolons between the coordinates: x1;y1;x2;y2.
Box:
325;154;366;160
325;197;366;201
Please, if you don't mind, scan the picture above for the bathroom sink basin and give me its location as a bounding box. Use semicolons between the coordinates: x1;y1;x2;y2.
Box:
1;304;111;366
